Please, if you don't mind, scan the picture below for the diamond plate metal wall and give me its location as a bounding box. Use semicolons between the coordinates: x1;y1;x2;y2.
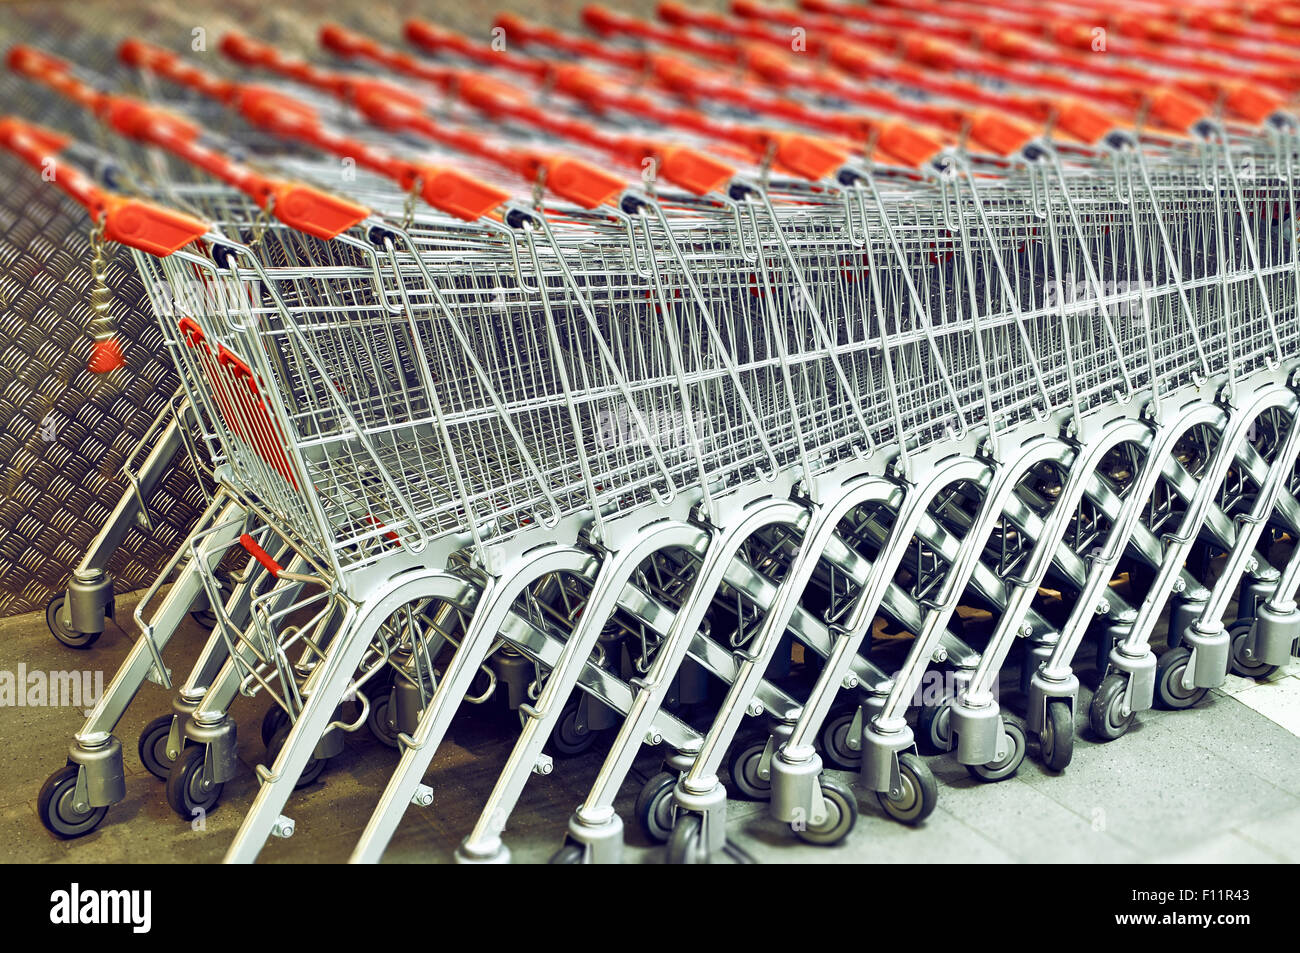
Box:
0;151;207;617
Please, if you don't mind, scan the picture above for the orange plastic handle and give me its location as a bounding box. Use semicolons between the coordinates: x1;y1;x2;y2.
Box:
7;46;103;110
1222;82;1285;125
219;32;349;96
651;144;736;195
13;46;370;240
125;39;506;222
411;165;513;221
118;38;237;103
405;18;549;78
1145;86;1209;133
319;27;630;208
493;13;645;69
320;23;458;89
583;4;735;60
582;4;639;36
239;533;283;577
1049;98;1121;145
0;116;208;255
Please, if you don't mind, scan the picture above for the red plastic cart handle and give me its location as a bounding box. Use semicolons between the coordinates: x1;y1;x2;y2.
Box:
120;38;510;222
223;30;625;210
11;44;371;241
501;13;951;170
492;13;644;70
219;32;349;95
239;533;283;577
320;23;461;88
0;116;208;256
119;38;237;103
404;18;548;79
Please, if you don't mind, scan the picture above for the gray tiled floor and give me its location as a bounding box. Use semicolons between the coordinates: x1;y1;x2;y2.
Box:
1;587;1297;863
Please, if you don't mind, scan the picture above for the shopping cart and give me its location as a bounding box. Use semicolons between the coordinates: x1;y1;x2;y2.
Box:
7;1;1300;867
385;8;1296;860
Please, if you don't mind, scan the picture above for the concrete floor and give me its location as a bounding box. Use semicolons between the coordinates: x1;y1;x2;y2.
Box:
2;586;1298;864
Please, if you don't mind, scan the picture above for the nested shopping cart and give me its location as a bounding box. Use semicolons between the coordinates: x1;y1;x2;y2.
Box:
386;7;1300;860
152;13;1300;863
239;22;1094;859
7;0;1300;866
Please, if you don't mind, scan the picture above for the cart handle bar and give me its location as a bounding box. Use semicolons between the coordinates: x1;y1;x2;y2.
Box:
117;37;510;222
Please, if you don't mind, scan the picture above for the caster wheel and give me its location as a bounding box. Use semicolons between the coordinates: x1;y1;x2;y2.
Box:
1228;621;1279;680
1039;700;1074;772
38;765;108;839
875;752;937;826
1095;628;1113;674
1089;672;1135;741
666;813;708;864
793;776;857;846
818;704;862;771
726;731;771;801
190;609;219;630
915;697;953;755
1126;560;1156;600
165;745;223;819
634;771;677;843
966;717;1027;782
545;699;599;758
190;573;233;630
46;594;99;650
366;688;401;749
138;714;177;781
267;725;327;789
261;706;290;748
548;842;585;864
1154;647;1209;710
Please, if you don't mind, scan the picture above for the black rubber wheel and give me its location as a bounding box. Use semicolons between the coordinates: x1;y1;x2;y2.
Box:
1040;700;1074;772
138;714;177;781
367;688;401;749
915;698;953;755
261;706;290;749
190;572;233;630
1089;672;1135;741
46;594;99;649
966;716;1027;782
1095;626;1115;674
634;770;678;843
545;699;599;758
267;724;327;789
190;609;219;630
38;765;108;839
818;705;862;770
793;776;857;846
666;812;708;864
875;752;937;826
726;730;771;801
1155;647;1209;710
165;744;223;819
1229;620;1280;680
548;843;584;864
1126;560;1157;600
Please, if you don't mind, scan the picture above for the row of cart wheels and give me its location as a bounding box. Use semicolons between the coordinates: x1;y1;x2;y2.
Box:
630;612;1289;859
45;593;224;651
37;687;606;839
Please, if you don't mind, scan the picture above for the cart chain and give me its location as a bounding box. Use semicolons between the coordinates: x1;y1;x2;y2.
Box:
531;164;547;210
403;176;423;230
249;197;274;248
86;221;117;357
